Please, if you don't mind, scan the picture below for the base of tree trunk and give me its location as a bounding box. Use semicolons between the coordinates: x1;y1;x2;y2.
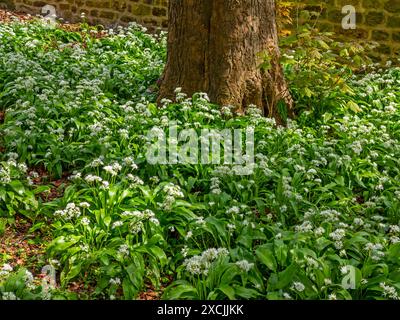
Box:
158;0;293;124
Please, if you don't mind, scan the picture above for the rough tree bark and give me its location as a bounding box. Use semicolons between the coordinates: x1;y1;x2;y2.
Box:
158;0;293;123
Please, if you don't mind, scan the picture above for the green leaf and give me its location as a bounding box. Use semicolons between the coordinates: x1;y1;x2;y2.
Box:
274;240;288;267
268;264;298;291
218;285;236;300
256;244;277;272
233;285;260;299
163;281;198;300
62;263;82;284
347;100;361;113
9;180;25;195
122;277;136;300
148;246;167;266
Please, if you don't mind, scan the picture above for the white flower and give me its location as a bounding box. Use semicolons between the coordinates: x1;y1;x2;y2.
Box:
185;231;193;240
1;292;18;300
283;293;293;300
295;221;313;233
112;221;123;229
164;183;184;198
227;206;240;214
78;243;88;252
181;246;189;258
90;157;104;167
112;162;122;172
328;293;337;300
101;181;110;190
390;236;400;244
380;282;400;300
118;244;129;256
235;260;254;272
353;218;364;226
339;249;347;257
103;165;117;176
314;227;325;236
292;282;305;292
149;176;159;184
334;241;343;249
49;259;60;267
329;229;346;241
81;217;90;226
389;225;400;234
183;248;229;276
195;217;206;226
2;264;13;272
350;141;363;154
54;203;81;220
340;266;350;275
109;278;121;286
306;257;318;268
127;174;144;187
79;202;90;209
149;217;160;225
84;174;102;183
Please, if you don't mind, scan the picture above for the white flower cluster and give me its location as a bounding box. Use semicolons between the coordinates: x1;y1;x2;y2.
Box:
183;248;229;276
329;228;346;241
319;209;341;222
0;264;13;277
161;183;185;211
227;206;240;215
0;165;11;184
103;162;122;176
120;209;159;233
210;177;221;195
84;174;103;183
235;260;254;272
84;174;110;190
291;281;305;292
1;292;18;300
380;282;400;300
123;157;138;170
127;174;144;188
90;156;104;168
109;277;121;286
118;244;130;256
54;203;81;220
295;221;313;233
0;160;27;185
221;105;234;117
365;242;385;261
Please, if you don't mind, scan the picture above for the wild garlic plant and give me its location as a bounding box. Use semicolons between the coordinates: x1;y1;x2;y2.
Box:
1;19;400;300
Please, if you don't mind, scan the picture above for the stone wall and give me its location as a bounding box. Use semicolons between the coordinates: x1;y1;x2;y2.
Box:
302;0;400;59
6;0;168;28
0;0;399;58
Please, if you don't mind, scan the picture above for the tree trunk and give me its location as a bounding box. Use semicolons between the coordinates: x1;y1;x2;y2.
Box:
158;0;293;124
